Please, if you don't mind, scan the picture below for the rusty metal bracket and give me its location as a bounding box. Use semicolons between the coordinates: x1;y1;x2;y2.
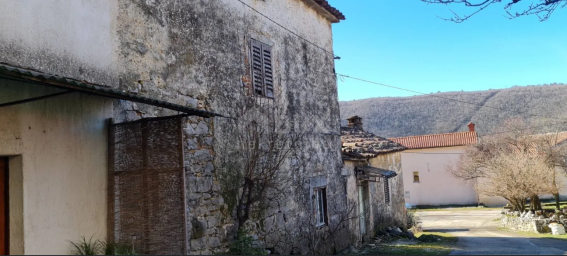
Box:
0;91;74;108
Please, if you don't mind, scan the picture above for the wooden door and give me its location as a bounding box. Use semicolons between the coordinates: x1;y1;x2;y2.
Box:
358;185;366;236
0;158;8;255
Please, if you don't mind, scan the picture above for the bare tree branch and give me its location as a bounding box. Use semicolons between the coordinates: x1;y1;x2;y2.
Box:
447;119;567;211
421;0;567;22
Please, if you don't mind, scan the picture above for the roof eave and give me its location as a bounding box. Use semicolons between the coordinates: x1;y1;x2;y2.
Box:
404;144;472;150
301;0;344;23
0;63;222;118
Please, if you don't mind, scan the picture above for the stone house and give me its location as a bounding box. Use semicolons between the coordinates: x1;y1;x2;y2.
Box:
390;123;567;208
341;116;408;242
0;0;350;255
389;123;479;207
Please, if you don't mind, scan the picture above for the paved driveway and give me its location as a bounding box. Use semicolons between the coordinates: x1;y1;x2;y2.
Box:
417;209;567;255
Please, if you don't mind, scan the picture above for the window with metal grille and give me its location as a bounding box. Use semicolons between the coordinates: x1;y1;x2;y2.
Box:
314;187;328;226
384;178;390;204
250;39;274;98
413;172;420;183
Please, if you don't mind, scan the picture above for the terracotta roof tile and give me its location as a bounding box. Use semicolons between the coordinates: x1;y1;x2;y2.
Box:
313;0;345;21
341;127;406;158
389;131;478;150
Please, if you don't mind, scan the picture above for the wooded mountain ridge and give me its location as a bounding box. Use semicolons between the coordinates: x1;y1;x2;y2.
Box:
339;84;567;138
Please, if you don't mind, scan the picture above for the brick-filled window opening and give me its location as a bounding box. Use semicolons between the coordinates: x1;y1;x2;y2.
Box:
384;179;391;204
250;39;274;98
314;187;328;227
413;171;420;183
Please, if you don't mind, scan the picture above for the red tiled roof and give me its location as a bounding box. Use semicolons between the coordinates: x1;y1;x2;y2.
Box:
389;131;478;150
312;0;345;21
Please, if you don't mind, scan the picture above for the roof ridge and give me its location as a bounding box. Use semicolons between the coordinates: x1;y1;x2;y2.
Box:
389;130;477;140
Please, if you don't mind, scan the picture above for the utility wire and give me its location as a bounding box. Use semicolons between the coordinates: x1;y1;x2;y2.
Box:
337;74;567;123
234;1;565;126
236;0;338;59
224;4;567;138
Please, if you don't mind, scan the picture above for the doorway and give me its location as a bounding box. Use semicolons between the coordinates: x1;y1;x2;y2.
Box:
358;185;366;236
0;158;9;255
358;183;370;237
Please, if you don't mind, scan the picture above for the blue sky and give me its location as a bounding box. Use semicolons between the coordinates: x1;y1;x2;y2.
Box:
329;0;567;101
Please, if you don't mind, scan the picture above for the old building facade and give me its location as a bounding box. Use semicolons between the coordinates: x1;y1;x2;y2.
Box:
0;0;349;254
389;123;479;207
341;116;408;242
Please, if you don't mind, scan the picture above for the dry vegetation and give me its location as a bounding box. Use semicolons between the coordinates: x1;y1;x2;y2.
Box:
447;119;567;211
340;84;567;138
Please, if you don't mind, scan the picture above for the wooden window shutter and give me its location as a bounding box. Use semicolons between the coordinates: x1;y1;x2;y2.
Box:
384;179;390;204
250;39;274;98
322;188;328;225
251;40;265;96
262;44;274;98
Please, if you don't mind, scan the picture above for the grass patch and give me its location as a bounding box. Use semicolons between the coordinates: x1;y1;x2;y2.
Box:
359;244;454;255
345;232;457;255
514;230;567;240
416;232;458;244
499;227;567;241
409;207;500;213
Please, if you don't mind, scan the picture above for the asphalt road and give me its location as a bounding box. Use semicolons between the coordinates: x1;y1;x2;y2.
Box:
417;209;567;255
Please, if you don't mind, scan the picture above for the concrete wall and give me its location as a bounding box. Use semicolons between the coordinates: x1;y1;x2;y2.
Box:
0;79;112;254
401;146;478;207
0;0;119;86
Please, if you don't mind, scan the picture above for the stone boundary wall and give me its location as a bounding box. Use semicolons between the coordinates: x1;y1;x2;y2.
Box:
500;215;566;233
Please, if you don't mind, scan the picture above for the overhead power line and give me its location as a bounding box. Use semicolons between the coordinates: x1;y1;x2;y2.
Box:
337;74;567;123
234;0;564;125
236;0;338;59
226;4;567;138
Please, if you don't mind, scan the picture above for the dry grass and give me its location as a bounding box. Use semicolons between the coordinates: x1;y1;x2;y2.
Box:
409;207;501;213
343;232;458;255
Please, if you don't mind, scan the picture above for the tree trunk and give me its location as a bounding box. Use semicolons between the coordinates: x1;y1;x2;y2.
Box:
530;195;542;211
554;193;560;210
510;198;525;212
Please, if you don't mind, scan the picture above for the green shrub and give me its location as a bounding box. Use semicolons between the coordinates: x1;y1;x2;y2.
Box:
228;229;267;255
407;211;423;233
70;236;137;255
100;240;137;255
70;236;102;255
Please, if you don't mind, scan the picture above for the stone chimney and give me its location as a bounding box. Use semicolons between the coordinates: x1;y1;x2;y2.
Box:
468;122;475;132
347;116;363;130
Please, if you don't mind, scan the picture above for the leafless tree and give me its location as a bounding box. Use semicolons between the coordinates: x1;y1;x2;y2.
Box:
448;119;567;211
292;181;364;254
218;116;302;231
420;0;566;22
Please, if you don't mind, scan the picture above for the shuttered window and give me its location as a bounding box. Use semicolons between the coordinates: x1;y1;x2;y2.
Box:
250;39;274;98
384;178;391;204
314;187;328;226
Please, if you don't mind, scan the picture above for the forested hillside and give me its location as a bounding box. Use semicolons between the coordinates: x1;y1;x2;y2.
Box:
339;84;567;138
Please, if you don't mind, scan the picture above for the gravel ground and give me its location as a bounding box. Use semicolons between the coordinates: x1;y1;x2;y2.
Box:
417;209;567;255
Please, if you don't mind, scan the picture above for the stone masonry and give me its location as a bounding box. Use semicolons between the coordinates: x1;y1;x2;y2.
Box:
0;0;347;254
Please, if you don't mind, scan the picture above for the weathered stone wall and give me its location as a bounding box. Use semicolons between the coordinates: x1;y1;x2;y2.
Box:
183;116;230;255
113;0;344;254
0;0;344;254
343;153;407;243
501;215;553;233
369;152;407;231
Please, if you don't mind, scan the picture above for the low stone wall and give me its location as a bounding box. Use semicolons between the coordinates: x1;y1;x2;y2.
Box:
500;215;551;233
